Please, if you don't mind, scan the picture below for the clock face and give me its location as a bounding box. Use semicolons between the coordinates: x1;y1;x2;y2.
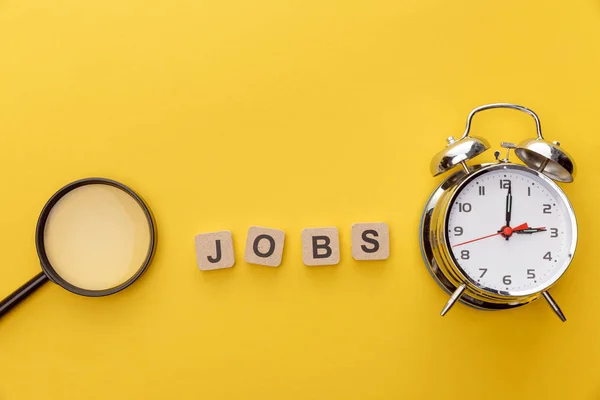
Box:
446;165;577;296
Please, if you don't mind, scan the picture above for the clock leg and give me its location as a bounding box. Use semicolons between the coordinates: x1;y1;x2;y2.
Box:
441;283;466;316
542;291;567;322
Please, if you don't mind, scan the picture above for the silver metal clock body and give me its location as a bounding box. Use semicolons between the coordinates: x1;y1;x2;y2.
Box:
420;162;577;311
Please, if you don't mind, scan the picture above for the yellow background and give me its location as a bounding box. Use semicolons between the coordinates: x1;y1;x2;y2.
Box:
1;0;599;398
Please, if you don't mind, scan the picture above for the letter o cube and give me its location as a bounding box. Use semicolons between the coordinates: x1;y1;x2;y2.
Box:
244;226;285;267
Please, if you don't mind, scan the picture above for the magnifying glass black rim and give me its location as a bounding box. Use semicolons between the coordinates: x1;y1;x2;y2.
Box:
35;177;157;297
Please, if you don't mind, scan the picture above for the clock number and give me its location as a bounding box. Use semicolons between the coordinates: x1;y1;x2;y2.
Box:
479;268;487;278
528;187;531;196
543;204;552;214
478;186;485;196
461;250;470;260
454;226;464;236
503;275;512;285
458;203;472;213
500;179;511;189
550;228;559;238
527;269;536;279
543;251;553;261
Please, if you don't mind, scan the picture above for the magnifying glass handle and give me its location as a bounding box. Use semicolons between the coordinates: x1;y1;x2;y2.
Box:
0;272;48;319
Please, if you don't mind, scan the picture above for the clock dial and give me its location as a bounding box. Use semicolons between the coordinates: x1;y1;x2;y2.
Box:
446;166;576;296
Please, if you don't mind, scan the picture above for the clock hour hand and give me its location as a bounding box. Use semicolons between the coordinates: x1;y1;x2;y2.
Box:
514;227;547;234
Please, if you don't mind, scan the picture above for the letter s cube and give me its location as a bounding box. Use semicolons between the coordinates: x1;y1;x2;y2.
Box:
351;222;390;261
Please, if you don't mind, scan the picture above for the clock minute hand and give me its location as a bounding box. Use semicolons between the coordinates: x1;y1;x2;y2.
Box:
505;185;512;228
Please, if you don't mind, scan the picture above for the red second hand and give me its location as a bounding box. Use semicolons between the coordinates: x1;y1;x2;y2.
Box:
452;223;529;247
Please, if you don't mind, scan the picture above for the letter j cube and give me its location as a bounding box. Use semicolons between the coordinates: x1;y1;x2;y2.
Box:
195;231;235;271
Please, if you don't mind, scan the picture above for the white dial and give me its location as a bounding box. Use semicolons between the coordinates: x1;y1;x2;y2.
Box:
446;165;577;296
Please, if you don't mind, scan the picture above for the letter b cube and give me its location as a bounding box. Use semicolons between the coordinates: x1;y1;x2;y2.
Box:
302;227;340;266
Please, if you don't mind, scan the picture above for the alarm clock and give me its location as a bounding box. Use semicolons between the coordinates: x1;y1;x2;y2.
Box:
419;103;577;321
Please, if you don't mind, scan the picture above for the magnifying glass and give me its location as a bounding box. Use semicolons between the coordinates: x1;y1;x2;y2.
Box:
0;178;156;319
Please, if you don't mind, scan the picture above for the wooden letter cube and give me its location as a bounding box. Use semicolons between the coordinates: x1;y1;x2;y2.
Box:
351;222;390;261
244;226;285;267
302;227;340;266
195;231;235;271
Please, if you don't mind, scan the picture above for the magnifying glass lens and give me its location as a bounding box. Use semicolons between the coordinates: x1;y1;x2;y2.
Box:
43;184;152;291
